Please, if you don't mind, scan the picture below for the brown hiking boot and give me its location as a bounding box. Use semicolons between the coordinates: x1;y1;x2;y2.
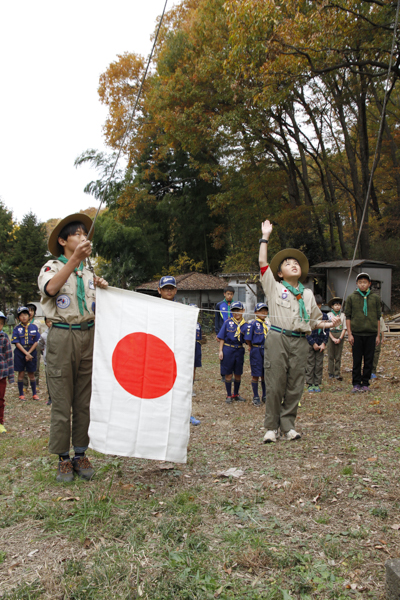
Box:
72;456;94;481
56;459;74;483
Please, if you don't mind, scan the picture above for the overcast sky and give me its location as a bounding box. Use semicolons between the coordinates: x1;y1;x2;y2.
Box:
0;0;176;224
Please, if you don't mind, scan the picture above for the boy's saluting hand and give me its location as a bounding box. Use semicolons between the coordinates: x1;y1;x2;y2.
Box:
261;220;273;239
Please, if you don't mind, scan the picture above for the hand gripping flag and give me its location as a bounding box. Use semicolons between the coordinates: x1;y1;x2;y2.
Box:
88;287;199;463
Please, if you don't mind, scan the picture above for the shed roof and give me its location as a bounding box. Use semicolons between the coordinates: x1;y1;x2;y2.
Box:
136;272;225;292
219;272;258;278
312;259;395;269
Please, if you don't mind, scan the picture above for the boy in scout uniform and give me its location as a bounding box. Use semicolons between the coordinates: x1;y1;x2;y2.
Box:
345;272;381;392
258;219;340;443
245;302;269;406
327;297;346;380
217;301;248;403
38;213;108;482
305;295;330;393
23;302;46;390
12;306;40;400
215;286;235;336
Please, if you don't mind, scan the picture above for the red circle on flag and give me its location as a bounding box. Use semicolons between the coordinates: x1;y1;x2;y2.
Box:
112;332;177;399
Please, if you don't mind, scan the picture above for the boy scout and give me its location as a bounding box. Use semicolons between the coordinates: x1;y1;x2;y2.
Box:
258;219;340;443
305;295;329;393
244;302;269;406
38;213;108;482
217;301;248;403
215;286;235;335
12;306;40;400
327;297;346;380
345;272;381;392
23;302;46;390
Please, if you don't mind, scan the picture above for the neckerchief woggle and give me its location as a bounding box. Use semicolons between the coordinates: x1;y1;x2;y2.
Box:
232;315;246;341
21;322;29;345
282;280;310;324
356;288;370;316
58;255;88;316
256;317;268;338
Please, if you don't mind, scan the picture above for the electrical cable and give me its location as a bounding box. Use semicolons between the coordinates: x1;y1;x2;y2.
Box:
341;0;400;307
86;0;169;240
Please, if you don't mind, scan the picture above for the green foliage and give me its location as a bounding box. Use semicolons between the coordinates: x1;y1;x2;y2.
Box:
77;0;400;276
0;201;15;311
10;212;48;304
92;209;165;288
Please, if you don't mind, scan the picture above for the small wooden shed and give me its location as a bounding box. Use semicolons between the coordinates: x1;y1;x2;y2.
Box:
312;259;395;311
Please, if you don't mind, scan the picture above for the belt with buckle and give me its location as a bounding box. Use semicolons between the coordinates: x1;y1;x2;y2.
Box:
270;325;306;338
53;321;94;331
251;344;263;347
224;343;243;349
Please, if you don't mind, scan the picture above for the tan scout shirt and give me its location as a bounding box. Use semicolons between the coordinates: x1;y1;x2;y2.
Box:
260;266;322;334
38;260;96;325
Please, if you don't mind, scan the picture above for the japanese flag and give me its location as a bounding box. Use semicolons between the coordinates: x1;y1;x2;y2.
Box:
88;287;199;463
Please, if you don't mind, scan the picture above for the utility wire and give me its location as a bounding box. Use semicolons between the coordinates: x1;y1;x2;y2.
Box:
86;0;169;240
341;0;400;306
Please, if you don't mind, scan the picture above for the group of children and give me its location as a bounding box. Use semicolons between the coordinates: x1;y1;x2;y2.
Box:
0;307;44;432
0;212;384;479
216;298;269;406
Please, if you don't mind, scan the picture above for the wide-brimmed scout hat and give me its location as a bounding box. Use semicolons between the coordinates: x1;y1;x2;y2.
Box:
48;213;94;257
269;248;309;283
328;297;343;308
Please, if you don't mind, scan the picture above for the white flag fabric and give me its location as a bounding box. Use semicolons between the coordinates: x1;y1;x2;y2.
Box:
88;287;199;463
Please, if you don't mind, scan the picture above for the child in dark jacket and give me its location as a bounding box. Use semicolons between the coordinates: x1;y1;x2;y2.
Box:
305;295;329;393
345;272;381;392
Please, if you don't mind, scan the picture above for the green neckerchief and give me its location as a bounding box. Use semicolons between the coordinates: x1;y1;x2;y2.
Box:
356;288;370;316
282;280;310;324
58;255;88;316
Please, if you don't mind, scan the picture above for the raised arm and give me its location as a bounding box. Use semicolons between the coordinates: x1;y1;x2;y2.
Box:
259;220;273;268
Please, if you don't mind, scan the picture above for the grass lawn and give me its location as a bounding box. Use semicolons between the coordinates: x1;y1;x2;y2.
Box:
1;337;399;599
